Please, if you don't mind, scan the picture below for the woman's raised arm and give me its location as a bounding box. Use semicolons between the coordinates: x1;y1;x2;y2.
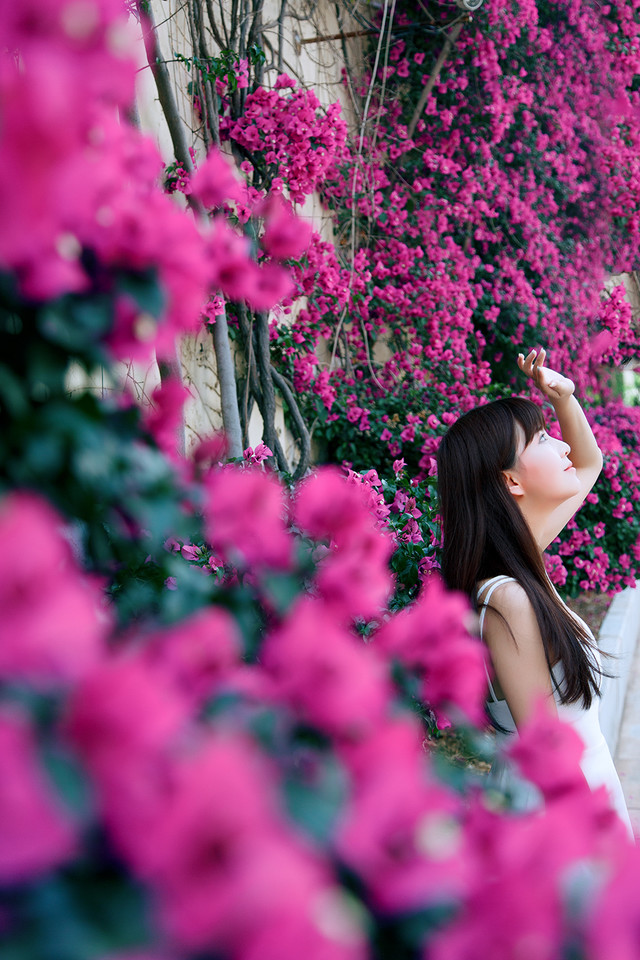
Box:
518;348;603;548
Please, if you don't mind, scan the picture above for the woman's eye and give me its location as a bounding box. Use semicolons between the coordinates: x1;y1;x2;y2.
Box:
539;432;548;442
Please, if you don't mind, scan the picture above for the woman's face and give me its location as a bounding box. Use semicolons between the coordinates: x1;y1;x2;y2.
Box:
507;424;581;506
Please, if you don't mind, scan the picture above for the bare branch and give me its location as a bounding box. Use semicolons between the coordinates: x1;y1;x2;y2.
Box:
407;20;464;140
137;1;195;177
204;0;228;49
271;365;311;479
210;306;243;458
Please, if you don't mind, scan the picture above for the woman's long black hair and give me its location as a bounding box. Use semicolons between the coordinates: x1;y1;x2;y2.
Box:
437;396;602;707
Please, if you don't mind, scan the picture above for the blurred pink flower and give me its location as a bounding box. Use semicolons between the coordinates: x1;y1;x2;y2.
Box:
142;377;192;463
192;433;229;473
136;734;318;952
0;492;109;687
429;802;565;960
585;843;640;960
261;599;391;738
294;466;375;547
239;885;367;960
261;193;313;261
65;653;194;870
0;708;76;883
204;465;293;570
65;656;190;783
336;736;465;912
190;147;246;209
507;700;586;799
314;526;393;622
375;577;485;725
244;260;295;312
142;606;242;705
294;467;394;619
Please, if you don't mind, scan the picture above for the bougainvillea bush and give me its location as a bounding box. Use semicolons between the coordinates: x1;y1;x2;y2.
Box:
259;0;640;596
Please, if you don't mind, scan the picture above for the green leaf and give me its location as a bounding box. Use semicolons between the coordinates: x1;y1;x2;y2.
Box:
116;269;166;319
282;751;348;844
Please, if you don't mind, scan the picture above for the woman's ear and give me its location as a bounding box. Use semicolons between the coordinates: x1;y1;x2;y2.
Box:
502;470;525;499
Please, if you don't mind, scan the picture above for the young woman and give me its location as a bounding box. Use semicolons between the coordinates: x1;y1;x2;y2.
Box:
437;349;633;836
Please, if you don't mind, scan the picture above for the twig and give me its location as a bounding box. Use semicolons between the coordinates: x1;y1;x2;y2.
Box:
270;365;312;478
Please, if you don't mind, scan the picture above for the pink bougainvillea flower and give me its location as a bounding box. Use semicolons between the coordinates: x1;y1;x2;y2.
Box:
260;193;313;261
261;598;391;738
206;220;255;302
0;707;76;883
238;883;367;960
429;801;566;960
507;701;633;858
204;464;293;570
142;377;192;463
132;734;300;951
336;733;466;913
65;656;190;783
64;652;193;870
294;466;394;619
142;606;242;705
243;260;294;312
314;525;393;622
507;699;586;800
243;442;273;464
191;432;229;472
0;492;109;687
584;842;640;960
190;147;246;209
294;466;375;546
375;576;486;725
142;726;368;958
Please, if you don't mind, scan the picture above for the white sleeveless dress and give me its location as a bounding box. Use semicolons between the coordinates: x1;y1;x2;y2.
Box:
478;575;633;838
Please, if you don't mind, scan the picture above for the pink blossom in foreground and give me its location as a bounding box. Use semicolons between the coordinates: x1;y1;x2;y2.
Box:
65;654;193;871
142;606;242;705
375;577;486;725
260;193;313;261
294;467;376;546
204;465;293;570
0;708;76;883
428;802;566;960
507;702;632;859
190;147;246;209
261;599;391;738
124;732;364;960
507;699;586;800
238;884;367;960
585;843;640;960
314;525;393;622
65;656;190;785
142;377;192;463
0;492;109;687
336;721;466;912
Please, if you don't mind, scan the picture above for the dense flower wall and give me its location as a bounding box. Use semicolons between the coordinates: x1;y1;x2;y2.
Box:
250;0;640;597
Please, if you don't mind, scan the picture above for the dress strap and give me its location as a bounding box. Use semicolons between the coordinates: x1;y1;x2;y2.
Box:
476;575;517;703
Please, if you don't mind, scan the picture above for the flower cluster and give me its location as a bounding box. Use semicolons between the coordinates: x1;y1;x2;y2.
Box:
221;76;348;204
0;0;309;367
272;0;640;595
1;467;637;958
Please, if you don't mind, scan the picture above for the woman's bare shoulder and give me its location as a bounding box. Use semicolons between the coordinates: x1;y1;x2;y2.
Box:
477;578;533;617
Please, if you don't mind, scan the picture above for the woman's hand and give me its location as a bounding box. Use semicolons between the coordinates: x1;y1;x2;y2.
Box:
517;348;575;401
